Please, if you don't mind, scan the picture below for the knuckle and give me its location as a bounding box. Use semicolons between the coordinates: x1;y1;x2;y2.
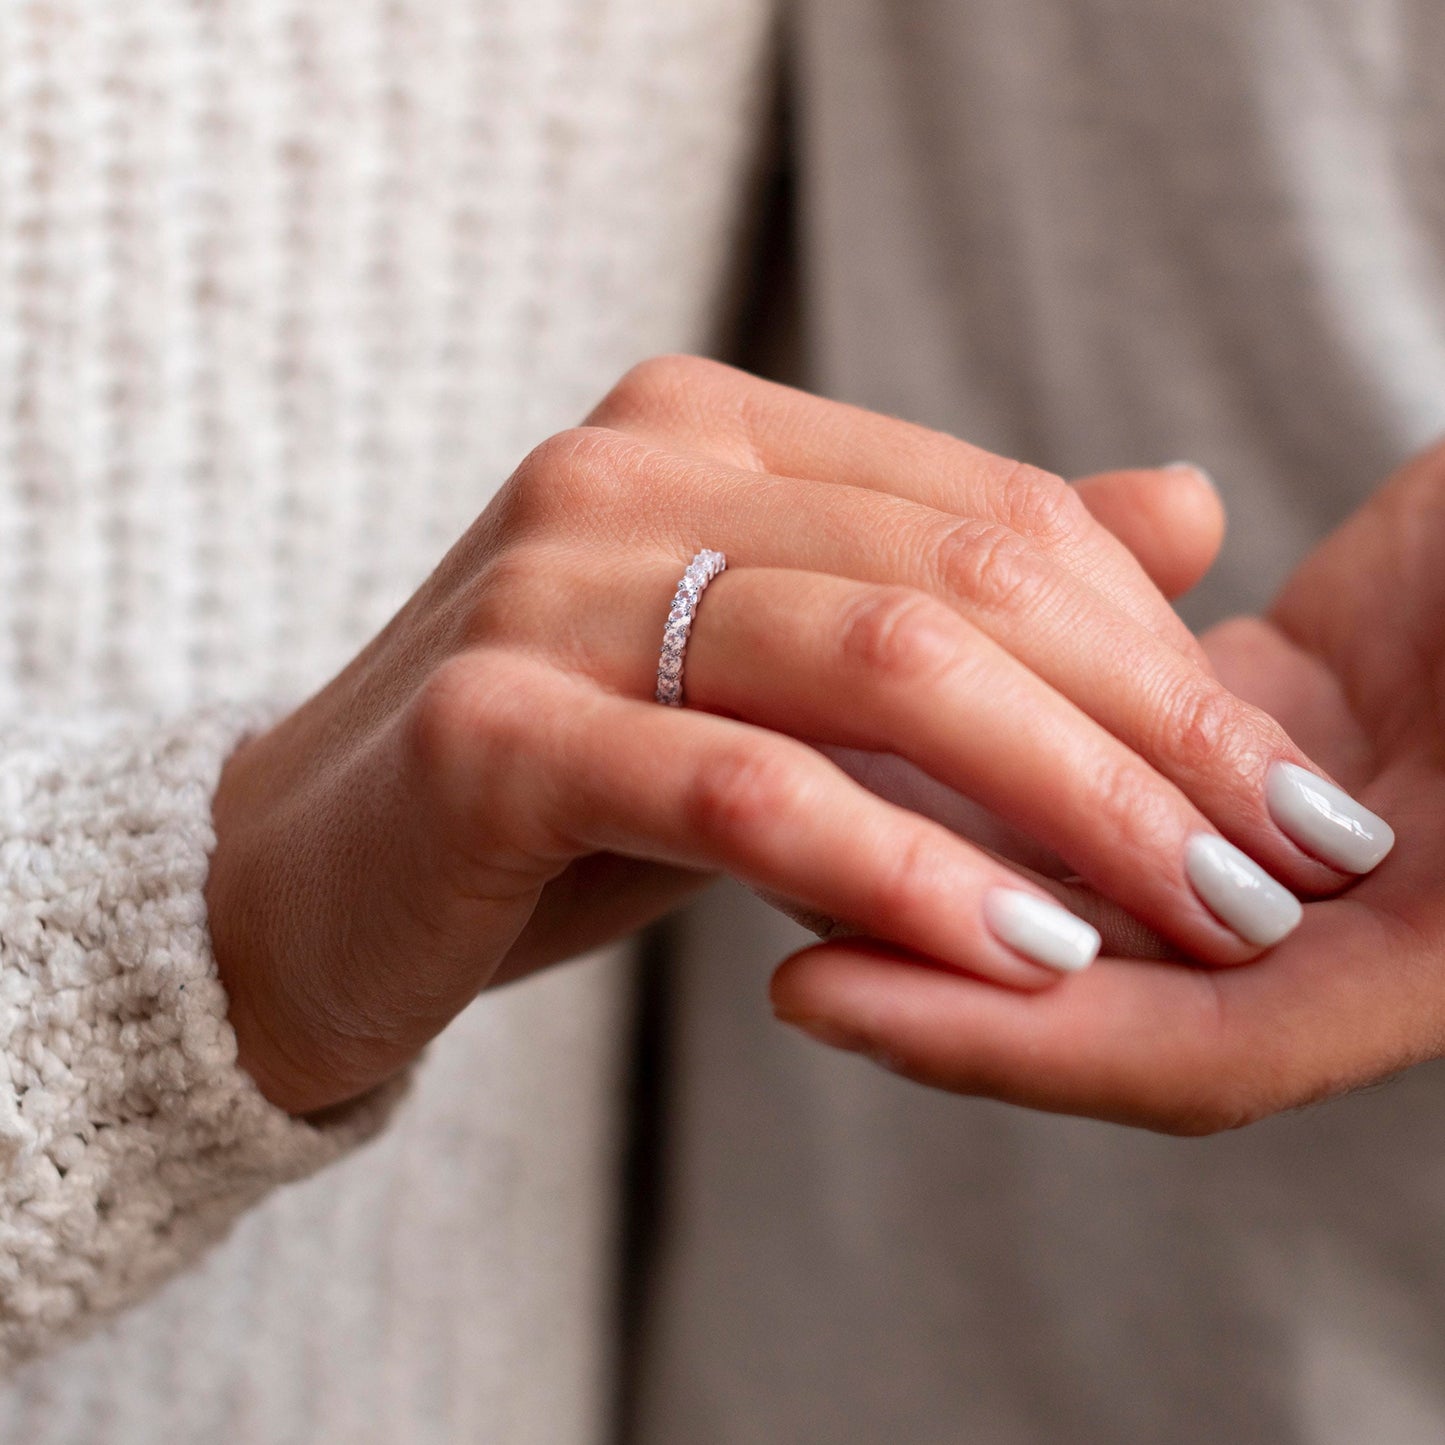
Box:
586;353;727;428
503;426;633;530
994;461;1088;542
400;657;483;782
401;653;528;786
686;744;808;851
496;437;566;534
1156;681;1241;775
837;586;961;689
870;826;944;932
1154;679;1284;780
936;518;1043;613
1090;755;1181;858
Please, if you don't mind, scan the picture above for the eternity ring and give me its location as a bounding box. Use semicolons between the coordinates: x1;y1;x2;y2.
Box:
656;548;727;706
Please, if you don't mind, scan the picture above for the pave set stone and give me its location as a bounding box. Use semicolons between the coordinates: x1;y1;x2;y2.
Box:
655;549;727;705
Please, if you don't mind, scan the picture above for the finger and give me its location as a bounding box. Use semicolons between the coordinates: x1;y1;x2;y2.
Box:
770;939;1239;1132
796;747;1259;958
665;478;1377;897
495;437;1386;896
745;748;1174;958
1036;878;1179;959
1203;616;1373;782
1073;464;1226;600
511;489;1364;908
491;852;716;986
753;874;1175;962
767;899;1408;1132
585;357;1201;656
673;567;1298;963
487;659;1102;989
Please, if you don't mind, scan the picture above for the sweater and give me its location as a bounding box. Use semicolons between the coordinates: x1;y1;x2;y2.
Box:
0;1;774;1440
12;2;1445;1443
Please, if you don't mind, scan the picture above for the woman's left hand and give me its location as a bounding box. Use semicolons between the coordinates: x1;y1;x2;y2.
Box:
772;439;1445;1134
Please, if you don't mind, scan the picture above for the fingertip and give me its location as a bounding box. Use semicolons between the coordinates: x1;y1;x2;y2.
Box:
1074;464;1227;599
982;887;1101;975
1153;464;1228;594
768;938;1061;1055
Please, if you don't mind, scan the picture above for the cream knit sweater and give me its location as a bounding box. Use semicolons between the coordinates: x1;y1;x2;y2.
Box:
0;2;773;1438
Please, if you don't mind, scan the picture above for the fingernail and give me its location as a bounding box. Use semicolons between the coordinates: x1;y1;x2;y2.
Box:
1265;761;1395;874
1185;834;1303;947
1165;461;1218;492
983;889;1101;973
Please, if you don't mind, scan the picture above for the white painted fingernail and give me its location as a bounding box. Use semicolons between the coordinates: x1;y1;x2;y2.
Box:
1185;834;1303;947
1265;761;1395;874
984;889;1101;973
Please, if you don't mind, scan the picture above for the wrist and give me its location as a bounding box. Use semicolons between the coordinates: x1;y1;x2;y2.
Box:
206;727;329;1117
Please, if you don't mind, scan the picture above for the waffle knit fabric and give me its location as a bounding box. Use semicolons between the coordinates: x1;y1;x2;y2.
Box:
0;1;774;1437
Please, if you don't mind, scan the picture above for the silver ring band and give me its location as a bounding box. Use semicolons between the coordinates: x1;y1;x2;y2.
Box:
656;548;727;706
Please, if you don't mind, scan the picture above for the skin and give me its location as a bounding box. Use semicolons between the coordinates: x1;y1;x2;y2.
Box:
771;436;1445;1135
205;355;1352;1118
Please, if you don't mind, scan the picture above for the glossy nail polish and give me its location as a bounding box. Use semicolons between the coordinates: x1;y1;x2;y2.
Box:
984;889;1101;973
1265;761;1395;874
1185;834;1302;947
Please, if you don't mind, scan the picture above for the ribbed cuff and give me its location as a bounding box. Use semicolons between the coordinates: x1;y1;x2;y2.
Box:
0;699;413;1367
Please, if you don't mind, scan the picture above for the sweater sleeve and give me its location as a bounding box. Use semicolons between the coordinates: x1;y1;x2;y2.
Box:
0;699;413;1371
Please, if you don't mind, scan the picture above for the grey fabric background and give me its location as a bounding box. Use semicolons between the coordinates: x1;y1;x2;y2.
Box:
629;3;1445;1441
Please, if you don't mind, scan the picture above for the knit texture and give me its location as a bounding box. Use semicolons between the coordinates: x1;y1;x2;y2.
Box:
0;0;775;1436
0;701;410;1369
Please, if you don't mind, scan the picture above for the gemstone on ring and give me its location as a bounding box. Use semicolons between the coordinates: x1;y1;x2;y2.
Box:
656;548;727;706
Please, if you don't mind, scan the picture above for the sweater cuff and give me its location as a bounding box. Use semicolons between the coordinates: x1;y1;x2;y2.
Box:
0;699;413;1368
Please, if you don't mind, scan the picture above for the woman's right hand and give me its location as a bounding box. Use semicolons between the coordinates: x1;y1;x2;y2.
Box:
204;355;1391;1117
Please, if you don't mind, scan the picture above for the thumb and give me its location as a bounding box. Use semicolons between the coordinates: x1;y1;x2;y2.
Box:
1073;464;1226;600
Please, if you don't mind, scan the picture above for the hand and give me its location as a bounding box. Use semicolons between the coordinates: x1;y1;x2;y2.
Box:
771;439;1445;1134
207;356;1355;1116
